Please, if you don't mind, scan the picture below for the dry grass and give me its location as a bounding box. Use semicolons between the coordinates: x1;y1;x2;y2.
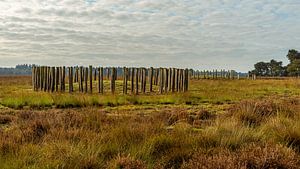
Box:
1;76;300;168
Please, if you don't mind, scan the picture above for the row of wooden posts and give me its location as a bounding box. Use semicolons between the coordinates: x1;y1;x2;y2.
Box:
190;69;239;80
32;66;189;94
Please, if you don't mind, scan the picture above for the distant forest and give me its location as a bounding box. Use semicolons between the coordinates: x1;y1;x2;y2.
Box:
251;49;300;77
0;64;34;75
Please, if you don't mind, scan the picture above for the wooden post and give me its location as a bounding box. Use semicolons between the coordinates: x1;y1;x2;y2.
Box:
164;68;168;92
89;65;93;93
135;68;139;95
44;67;47;92
32;66;36;91
98;67;104;94
155;68;159;86
78;67;82;92
140;68;144;93
84;67;88;93
142;68;146;93
69;67;74;93
37;66;41;90
62;66;66;92
49;67;52;92
47;66;50;92
51;67;55;92
184;68;189;92
172;68;175;92
179;69;183;92
131;68;135;94
40;66;43;91
159;68;163;94
111;67;116;94
94;68;97;81
123;67;128;94
55;67;59;92
149;67;153;92
35;66;39;91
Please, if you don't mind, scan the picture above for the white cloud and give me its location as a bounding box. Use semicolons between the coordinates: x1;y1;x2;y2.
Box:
0;0;300;71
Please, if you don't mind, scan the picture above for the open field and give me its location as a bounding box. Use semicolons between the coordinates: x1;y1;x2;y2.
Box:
1;76;300;168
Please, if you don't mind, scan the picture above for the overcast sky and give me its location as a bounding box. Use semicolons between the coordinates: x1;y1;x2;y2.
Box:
0;0;300;72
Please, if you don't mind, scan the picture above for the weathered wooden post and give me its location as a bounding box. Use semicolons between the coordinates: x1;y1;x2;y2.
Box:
140;68;144;93
144;68;147;93
74;67;78;83
89;65;93;93
94;68;97;81
159;68;164;94
55;67;59;92
62;66;66;92
69;67;74;93
51;67;55;92
178;69;182;92
131;68;135;94
32;66;36;91
43;67;47;92
40;66;43;91
123;67;128;94
168;68;172;91
98;67;104;94
111;67;116;94
135;68;139;95
35;66;39;91
176;69;179;92
79;67;82;92
149;67;153;92
156;68;159;86
184;68;189;92
84;67;88;93
49;67;52;92
47;66;50;92
37;66;40;90
171;68;175;92
164;68;168;92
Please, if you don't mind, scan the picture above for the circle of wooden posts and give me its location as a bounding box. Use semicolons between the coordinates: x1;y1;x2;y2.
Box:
32;66;189;94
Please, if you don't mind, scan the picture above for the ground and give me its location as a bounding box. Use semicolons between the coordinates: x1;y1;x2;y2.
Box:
1;76;300;168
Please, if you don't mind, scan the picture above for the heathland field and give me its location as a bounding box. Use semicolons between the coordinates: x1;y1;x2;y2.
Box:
1;76;300;168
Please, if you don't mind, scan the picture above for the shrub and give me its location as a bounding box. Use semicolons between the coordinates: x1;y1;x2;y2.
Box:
182;143;299;169
108;154;146;169
229;99;295;126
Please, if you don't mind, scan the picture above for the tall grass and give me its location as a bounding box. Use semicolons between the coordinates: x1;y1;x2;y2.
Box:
1;76;300;168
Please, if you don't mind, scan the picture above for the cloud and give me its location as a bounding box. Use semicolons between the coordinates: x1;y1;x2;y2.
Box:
0;0;300;71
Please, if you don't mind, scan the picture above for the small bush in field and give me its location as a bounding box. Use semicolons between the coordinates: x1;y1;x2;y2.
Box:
108;154;146;169
143;134;174;158
229;99;296;126
182;143;299;169
0;115;14;124
20;119;50;143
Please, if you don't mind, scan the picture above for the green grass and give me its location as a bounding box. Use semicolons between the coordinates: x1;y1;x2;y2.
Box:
1;78;300;109
1;76;300;168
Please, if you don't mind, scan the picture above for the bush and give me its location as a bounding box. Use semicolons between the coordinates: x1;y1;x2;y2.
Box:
108;154;146;169
182;143;300;169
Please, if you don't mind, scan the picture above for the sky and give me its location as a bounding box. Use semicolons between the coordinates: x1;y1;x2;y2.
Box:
0;0;300;72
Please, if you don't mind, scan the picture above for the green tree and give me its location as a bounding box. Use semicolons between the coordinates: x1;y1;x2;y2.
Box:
286;49;300;76
269;59;283;76
254;62;269;76
287;49;300;62
287;59;300;76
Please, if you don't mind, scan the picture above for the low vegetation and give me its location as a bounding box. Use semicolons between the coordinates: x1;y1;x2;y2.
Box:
1;76;300;168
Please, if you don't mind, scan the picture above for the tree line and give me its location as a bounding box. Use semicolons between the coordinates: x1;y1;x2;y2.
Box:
0;64;34;75
251;49;300;77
